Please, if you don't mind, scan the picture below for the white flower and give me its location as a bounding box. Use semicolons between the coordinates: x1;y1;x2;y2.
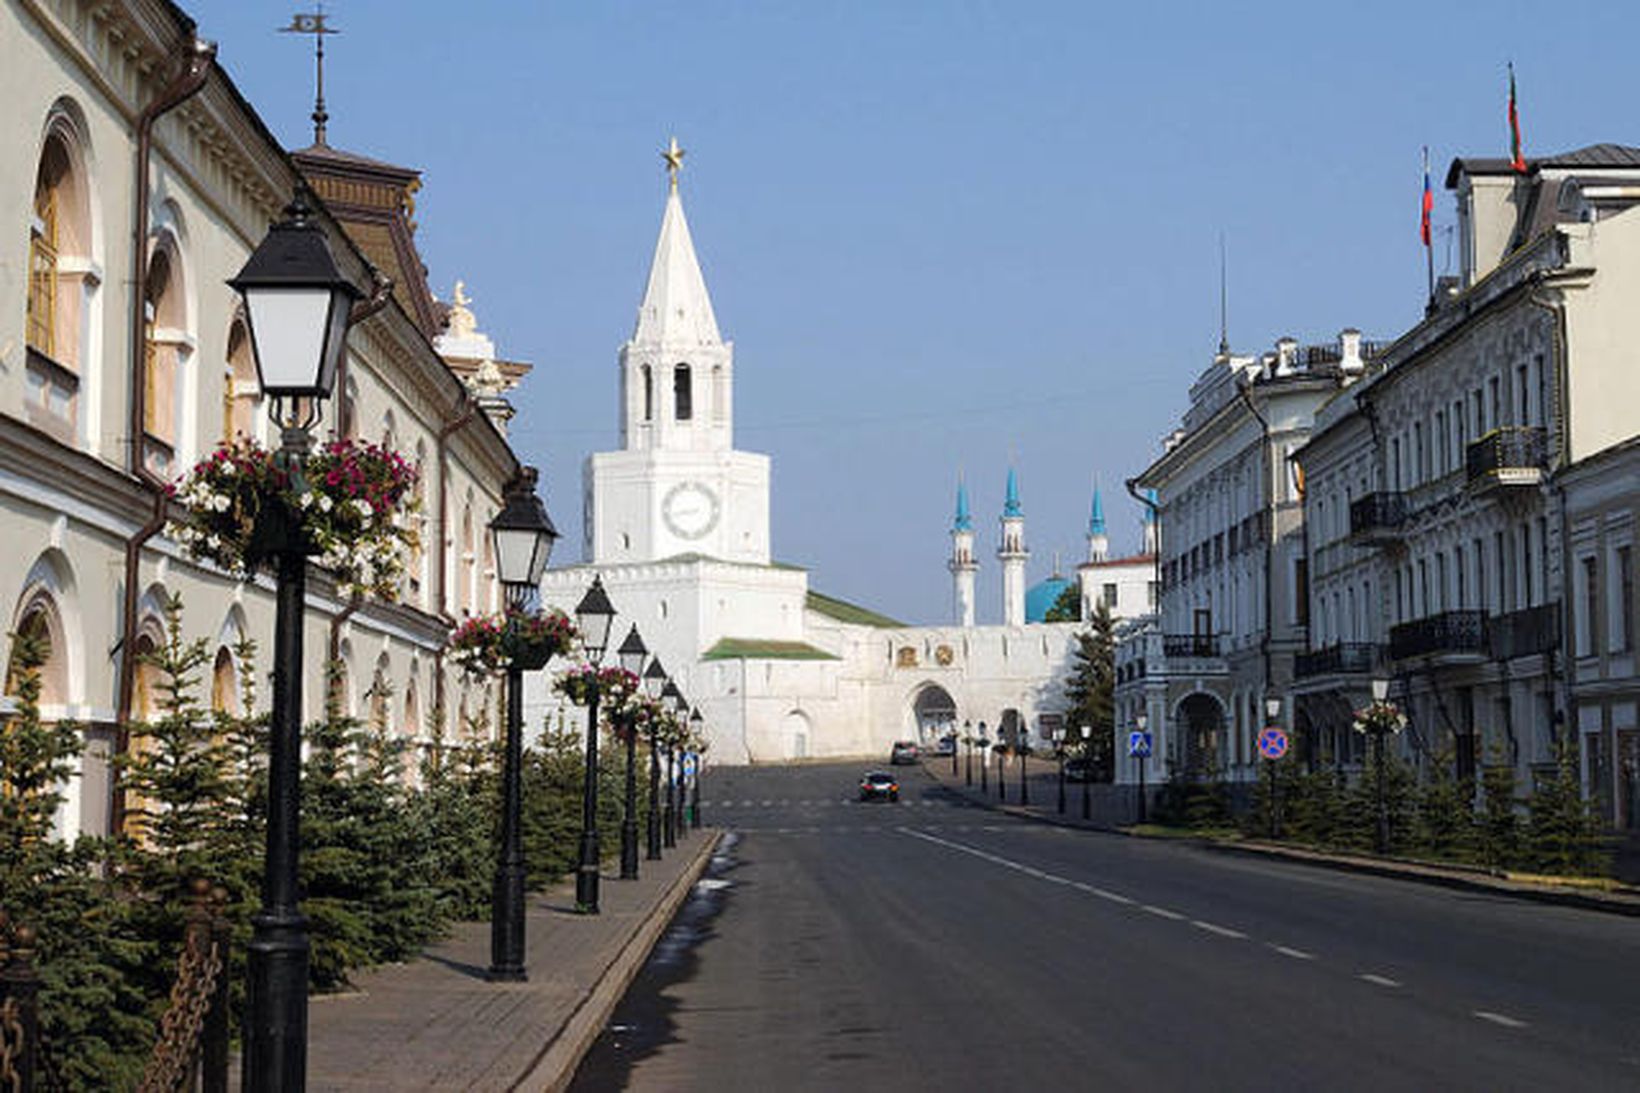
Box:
318;495;333;513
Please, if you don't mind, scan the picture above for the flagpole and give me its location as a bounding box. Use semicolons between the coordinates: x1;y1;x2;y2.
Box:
1424;148;1435;313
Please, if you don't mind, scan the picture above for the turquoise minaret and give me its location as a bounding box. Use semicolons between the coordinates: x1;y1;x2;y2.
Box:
949;478;978;626
998;468;1028;626
1086;484;1108;563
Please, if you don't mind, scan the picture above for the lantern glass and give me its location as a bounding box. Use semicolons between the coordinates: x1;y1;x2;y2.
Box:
643;658;667;699
617;626;648;675
575;577;616;659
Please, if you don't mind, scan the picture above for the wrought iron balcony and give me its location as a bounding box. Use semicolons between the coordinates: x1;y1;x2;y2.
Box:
1487;604;1561;660
1466;426;1546;491
1388;609;1487;661
1294;642;1380;679
1163;633;1221;658
1348;492;1407;544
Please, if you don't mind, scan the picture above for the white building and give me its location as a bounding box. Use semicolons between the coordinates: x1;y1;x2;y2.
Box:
527;157;1151;761
2;0;525;838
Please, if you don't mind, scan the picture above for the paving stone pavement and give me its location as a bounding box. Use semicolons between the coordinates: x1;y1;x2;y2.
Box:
237;828;722;1091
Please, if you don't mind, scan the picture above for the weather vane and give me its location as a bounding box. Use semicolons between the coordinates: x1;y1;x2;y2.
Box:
662;136;685;190
281;5;338;146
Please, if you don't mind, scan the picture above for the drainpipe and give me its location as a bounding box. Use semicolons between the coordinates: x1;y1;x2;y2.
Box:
1125;476;1162;771
1237;383;1277;749
114;38;215;772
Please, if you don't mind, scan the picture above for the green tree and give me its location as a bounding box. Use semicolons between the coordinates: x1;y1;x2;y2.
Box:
1043;583;1081;623
1414;746;1473;862
1526;734;1610;876
1061;602;1115;780
1475;745;1521;870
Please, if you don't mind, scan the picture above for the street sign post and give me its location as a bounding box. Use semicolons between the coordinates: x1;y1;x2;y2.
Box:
1257;726;1288;839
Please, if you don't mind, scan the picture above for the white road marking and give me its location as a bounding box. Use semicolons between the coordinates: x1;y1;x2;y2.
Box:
760;800;773;806
1270;945;1315;961
1142;905;1185;921
1474;1011;1527;1029
1191;920;1246;939
1359;974;1402;988
740;800;753;807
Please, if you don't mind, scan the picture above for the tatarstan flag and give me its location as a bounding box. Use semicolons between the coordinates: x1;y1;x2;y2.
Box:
1509;63;1526;172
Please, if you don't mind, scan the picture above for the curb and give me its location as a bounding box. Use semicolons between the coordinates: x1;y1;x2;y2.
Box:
919;762;1640;919
515;829;725;1092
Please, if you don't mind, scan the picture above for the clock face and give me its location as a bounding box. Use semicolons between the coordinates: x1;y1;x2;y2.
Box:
662;481;720;540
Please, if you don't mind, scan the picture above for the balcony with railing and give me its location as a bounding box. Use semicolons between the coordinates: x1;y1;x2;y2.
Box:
1163;633;1220;658
1388;610;1488;661
1466;426;1546;492
1487;603;1561;660
1294;642;1380;680
1348;492;1407;545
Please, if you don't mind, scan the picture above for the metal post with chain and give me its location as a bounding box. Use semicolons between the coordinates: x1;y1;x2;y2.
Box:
0;913;41;1093
137;881;227;1093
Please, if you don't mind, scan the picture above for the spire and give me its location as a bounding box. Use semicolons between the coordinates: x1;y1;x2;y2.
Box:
1218;232;1230;357
632;139;721;348
1003;467;1022;517
1088;485;1106;536
953;479;972;531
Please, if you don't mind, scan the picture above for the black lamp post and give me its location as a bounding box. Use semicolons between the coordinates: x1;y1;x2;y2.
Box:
642;659;666;860
961;726;972;785
689;706;704;829
487;470;558;982
1135;712;1149;825
1079;724;1092;821
616;626;649;880
230;188;360;1093
1370;678;1391;854
949;720;959;776
661;680;683;848
1018;727;1029;806
1264;695;1282;840
1055;726;1067;814
978;721;989;794
573;576;617;914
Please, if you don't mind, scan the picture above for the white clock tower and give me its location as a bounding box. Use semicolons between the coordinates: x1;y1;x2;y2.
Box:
585;140;771;566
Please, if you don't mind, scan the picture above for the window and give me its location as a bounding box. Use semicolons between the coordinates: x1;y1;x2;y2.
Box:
143;245;186;473
1473;537;1486;611
1435;411;1448;475
1473;388;1485;437
712;364;726;422
1613;544;1633;654
1391;437;1402;490
1455;547;1467;608
1413;422;1424;484
1516;363;1530;426
27;118;93;440
1294;558;1309;626
1495;530;1508;611
1102;583;1118;609
1522;523;1534;606
28;157;61;358
1579;555;1598;658
1435;552;1447;612
1534;353;1548;430
1489;376;1501;431
641;364;653;422
674;363;692;420
224;319;259;441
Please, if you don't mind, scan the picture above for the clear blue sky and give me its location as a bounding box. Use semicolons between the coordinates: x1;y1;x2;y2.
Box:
191;0;1638;625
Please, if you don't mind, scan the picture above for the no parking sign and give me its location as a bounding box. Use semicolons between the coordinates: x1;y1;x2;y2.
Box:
1256;726;1289;761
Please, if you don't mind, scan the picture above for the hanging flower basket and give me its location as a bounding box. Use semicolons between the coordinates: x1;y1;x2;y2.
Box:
608;693;663;744
1352;700;1407;736
448;608;576;676
167;437;419;600
554;664;639;707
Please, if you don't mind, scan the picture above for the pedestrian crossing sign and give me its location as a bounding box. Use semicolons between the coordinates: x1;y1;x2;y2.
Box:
1128;731;1152;758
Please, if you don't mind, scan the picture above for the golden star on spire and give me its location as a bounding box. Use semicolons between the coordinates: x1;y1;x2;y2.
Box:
662;136;685;190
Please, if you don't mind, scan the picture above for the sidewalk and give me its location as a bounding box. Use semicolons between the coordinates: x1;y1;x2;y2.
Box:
918;756;1640;918
288;828;721;1091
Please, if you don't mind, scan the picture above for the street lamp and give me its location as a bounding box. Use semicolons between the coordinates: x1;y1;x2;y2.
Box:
1263;695;1282;841
615;626;649;880
1135;712;1149;825
573;576;617;914
1079;724;1092;820
950;719;959;776
1017;726;1029;806
963;719;973;786
1369;677;1392;854
1054;726;1067;814
661;680;683;847
689;706;704;829
642;658;666;860
978;721;989;794
231;187;360;1093
486;470;558;982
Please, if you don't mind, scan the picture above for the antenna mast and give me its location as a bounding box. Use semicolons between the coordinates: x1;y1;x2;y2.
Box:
281;6;338;146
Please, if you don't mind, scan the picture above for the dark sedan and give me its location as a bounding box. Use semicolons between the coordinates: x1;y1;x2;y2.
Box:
858;771;900;802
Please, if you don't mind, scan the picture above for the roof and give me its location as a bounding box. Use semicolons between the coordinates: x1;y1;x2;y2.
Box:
1087;486;1106;535
1446;143;1640;187
1003;467;1022;517
701;638;839;661
1078;552;1157;571
953;480;972;531
1025;576;1075;622
632;185;721;347
806;590;906;628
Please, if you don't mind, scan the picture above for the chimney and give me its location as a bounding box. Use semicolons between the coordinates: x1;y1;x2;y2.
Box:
1275;336;1298;375
1339;328;1363;373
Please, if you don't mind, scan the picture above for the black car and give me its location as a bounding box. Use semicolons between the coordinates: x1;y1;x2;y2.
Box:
933;735;957;757
858;771;900;802
890;740;919;765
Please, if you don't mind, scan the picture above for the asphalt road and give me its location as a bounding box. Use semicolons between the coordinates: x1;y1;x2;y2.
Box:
570;761;1640;1091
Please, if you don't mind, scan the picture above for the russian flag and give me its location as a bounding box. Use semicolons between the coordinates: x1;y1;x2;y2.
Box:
1421;146;1433;247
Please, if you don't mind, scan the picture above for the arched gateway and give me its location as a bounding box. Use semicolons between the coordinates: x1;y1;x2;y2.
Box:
911;684;957;743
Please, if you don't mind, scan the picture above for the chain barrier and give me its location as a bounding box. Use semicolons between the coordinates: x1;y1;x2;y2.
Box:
136;882;227;1093
1;996;24;1093
0;910;40;1093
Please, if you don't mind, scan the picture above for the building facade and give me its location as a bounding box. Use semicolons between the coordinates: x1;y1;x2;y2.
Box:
3;0;523;838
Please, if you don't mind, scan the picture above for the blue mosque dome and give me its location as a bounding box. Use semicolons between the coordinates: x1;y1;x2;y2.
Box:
1025;575;1075;622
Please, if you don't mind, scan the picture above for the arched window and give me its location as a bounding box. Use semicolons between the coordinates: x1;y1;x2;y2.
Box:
641;364;653;422
482;512;496;612
461;502;476;614
409;442;427;602
223;318;258;442
712;365;726;422
143;239;189;474
368;657;390;734
340;377;358;440
210;646;238;715
27;111;95;441
674;363;693;421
